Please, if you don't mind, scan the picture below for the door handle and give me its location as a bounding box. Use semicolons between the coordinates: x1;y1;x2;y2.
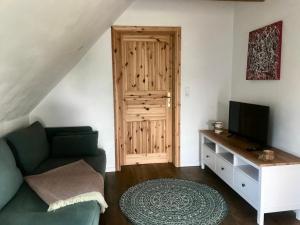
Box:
167;92;171;108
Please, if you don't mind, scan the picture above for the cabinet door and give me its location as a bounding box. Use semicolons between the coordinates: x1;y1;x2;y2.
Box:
234;169;259;209
203;146;216;172
216;156;233;187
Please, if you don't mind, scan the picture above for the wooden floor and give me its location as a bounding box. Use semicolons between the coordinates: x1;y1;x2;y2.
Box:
100;163;300;225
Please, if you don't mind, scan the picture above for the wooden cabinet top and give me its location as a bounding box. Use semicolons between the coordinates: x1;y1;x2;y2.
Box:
200;130;300;167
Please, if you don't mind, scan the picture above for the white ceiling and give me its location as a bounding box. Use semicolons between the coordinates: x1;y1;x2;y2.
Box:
0;0;132;122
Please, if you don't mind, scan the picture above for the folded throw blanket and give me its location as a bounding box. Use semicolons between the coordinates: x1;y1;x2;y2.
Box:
25;160;108;213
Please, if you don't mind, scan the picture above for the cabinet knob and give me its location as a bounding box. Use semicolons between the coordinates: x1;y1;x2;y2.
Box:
206;155;210;158
221;167;225;171
242;183;246;187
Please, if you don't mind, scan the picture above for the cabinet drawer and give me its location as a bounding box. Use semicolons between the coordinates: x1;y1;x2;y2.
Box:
234;169;259;209
203;147;216;171
216;156;233;186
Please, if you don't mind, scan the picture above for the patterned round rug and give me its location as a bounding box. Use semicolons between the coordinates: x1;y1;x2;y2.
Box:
120;179;228;225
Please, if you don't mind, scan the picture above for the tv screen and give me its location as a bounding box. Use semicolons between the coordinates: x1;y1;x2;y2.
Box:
229;101;270;145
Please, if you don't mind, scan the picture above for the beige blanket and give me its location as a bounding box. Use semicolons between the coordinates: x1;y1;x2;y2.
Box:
25;160;108;213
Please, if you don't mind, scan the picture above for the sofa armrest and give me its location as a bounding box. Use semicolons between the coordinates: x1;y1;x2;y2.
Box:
85;148;106;176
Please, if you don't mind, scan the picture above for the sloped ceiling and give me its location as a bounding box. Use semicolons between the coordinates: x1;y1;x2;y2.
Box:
0;0;132;122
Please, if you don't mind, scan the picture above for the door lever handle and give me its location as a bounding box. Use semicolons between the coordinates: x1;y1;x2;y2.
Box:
167;92;171;108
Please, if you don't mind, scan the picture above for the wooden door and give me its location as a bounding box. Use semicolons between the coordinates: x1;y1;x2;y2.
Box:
112;26;181;170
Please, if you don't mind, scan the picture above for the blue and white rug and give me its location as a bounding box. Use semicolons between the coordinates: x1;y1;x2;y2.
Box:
120;179;228;225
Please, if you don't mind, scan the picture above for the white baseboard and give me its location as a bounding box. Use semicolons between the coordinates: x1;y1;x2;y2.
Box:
105;163;201;173
179;162;200;168
106;166;116;172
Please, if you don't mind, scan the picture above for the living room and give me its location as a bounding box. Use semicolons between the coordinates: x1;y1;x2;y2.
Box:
1;0;300;225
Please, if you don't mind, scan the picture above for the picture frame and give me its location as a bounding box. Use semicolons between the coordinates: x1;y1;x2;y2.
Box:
246;21;283;80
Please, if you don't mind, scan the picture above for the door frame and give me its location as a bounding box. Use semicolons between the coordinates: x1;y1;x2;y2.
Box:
111;26;181;171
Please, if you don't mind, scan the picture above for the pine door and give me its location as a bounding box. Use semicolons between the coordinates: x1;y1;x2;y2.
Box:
112;26;181;169
122;34;173;165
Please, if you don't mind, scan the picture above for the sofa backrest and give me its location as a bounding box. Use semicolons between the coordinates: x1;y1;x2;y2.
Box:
45;126;93;144
0;139;23;210
6;121;50;175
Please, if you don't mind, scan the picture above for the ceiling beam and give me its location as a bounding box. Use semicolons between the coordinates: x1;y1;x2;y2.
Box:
217;0;264;2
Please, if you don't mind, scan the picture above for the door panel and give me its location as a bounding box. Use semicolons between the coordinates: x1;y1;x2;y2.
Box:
112;26;181;170
122;34;172;165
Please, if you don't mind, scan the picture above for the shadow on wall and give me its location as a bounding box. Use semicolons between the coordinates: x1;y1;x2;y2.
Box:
217;101;229;129
31;100;87;128
0;116;29;137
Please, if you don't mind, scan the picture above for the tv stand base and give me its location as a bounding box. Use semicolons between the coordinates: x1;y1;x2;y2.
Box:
200;130;300;225
295;210;300;220
257;211;264;225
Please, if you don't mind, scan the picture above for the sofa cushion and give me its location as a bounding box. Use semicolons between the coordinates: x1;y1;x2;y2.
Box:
0;184;100;225
6;122;50;175
0;203;100;225
0;183;47;213
0;139;23;210
33;149;106;176
51;131;98;157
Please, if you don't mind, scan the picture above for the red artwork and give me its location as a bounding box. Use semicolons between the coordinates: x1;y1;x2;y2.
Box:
246;21;283;80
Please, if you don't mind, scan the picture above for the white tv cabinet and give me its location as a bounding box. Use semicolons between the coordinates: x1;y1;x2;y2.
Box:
200;130;300;225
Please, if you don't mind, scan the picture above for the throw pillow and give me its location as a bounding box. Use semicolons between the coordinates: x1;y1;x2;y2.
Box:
51;131;98;157
6;121;50;174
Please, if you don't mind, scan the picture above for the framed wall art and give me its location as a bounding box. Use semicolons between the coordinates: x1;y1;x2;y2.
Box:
246;21;283;80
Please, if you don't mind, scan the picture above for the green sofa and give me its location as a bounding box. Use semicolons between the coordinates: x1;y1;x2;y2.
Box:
0;122;106;225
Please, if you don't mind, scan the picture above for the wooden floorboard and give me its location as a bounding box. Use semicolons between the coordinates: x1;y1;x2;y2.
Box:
100;163;300;225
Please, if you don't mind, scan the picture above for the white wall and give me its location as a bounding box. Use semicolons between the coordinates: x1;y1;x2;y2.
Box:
0;0;132;122
0;116;29;137
31;31;116;171
232;0;300;156
31;0;235;170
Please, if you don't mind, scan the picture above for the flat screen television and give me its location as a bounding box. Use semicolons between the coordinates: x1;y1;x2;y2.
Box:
228;101;270;146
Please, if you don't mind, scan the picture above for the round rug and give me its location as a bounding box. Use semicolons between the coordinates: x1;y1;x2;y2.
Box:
120;179;228;225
